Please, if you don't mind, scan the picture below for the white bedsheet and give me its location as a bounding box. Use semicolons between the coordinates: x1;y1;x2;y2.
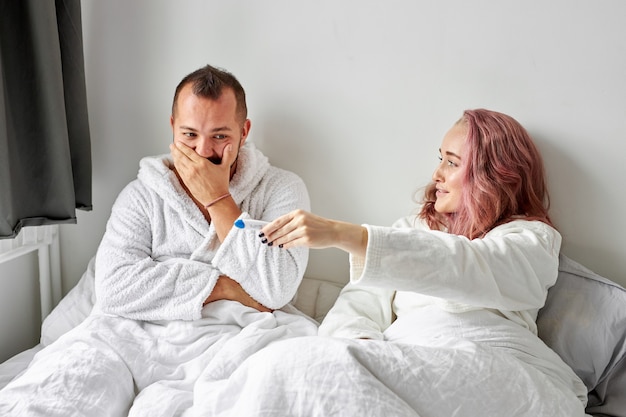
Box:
202;336;587;417
192;306;588;417
1;303;589;417
0;301;318;417
0;276;591;417
0;346;42;391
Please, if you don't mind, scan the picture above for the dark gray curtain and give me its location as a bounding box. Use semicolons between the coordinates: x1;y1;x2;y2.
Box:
0;0;92;238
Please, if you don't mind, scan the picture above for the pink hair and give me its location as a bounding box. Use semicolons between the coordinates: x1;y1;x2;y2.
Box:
418;109;553;239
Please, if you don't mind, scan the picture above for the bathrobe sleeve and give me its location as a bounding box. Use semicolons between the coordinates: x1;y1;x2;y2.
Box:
320;218;561;338
94;181;221;321
212;169;311;310
318;282;395;339
352;218;561;312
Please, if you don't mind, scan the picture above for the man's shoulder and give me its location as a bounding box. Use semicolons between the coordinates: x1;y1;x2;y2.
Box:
263;164;306;186
113;177;151;205
257;165;310;209
138;153;171;175
115;155;170;203
265;163;303;177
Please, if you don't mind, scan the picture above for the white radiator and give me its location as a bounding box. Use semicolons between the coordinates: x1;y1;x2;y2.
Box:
0;225;62;321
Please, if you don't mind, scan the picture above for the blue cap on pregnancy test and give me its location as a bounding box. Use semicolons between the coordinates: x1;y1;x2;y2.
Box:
234;219;268;230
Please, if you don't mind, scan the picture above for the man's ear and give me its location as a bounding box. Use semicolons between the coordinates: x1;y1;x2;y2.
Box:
240;119;252;147
170;115;175;129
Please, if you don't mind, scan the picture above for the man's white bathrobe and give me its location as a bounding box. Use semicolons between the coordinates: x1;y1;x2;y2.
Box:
0;142;318;417
94;141;311;319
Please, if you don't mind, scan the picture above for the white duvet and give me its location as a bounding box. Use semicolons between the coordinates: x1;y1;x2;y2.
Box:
205;336;584;417
0;302;317;417
0;301;587;417
198;307;587;417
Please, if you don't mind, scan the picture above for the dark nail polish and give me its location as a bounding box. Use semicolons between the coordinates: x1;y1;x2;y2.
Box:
279;244;283;248
258;232;265;238
268;242;273;246
261;238;268;244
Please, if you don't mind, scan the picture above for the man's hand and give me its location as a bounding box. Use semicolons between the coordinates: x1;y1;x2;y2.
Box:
169;142;236;206
204;276;273;313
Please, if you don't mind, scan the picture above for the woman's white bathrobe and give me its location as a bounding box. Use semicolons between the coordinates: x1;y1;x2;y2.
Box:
318;216;588;412
95;142;310;319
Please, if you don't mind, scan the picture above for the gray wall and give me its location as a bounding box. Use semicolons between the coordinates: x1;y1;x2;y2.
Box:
60;0;626;292
0;253;41;361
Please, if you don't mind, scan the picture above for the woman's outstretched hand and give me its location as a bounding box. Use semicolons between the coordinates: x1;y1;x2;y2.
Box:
259;209;368;257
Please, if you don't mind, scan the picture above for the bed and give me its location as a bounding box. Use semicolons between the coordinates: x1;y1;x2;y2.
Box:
0;254;624;416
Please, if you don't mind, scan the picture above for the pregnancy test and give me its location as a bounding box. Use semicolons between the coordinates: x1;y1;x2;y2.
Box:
233;219;269;230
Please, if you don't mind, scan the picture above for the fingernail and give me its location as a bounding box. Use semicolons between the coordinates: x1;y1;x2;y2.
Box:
261;238;268;244
279;244;283;249
268;242;273;246
258;232;265;238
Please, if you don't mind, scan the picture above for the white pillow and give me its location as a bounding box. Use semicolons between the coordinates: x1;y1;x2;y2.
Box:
40;256;96;346
314;282;343;323
292;277;344;323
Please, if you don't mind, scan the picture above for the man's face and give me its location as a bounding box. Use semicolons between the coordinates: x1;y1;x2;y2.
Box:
170;85;250;176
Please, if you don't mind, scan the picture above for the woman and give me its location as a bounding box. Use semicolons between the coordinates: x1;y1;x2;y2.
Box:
261;109;563;338
201;109;586;416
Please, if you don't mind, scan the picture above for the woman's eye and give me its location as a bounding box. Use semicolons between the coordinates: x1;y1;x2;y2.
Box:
438;154;457;167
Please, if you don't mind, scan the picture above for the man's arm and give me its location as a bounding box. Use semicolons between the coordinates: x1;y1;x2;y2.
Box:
211;170;311;310
168;141;311;311
169;142;274;310
204;276;272;312
94;181;220;321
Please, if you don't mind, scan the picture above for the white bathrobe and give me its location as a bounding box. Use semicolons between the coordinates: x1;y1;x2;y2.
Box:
319;215;588;408
0;143;318;417
94;142;311;320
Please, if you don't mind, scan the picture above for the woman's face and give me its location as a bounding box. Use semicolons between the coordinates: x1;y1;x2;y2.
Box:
432;122;467;214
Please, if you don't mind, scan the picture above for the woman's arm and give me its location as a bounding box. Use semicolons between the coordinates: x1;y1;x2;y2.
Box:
261;209;369;257
355;219;561;311
262;211;561;312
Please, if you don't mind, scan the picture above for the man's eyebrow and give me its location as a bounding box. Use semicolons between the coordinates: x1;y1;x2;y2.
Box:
211;126;233;132
178;125;233;132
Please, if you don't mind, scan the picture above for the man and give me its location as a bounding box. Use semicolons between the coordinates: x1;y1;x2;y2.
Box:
0;65;316;416
94;64;311;320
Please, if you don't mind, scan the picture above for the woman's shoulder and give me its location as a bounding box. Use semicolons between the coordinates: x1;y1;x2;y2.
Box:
490;218;558;232
486;218;561;243
391;214;429;230
390;215;559;240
